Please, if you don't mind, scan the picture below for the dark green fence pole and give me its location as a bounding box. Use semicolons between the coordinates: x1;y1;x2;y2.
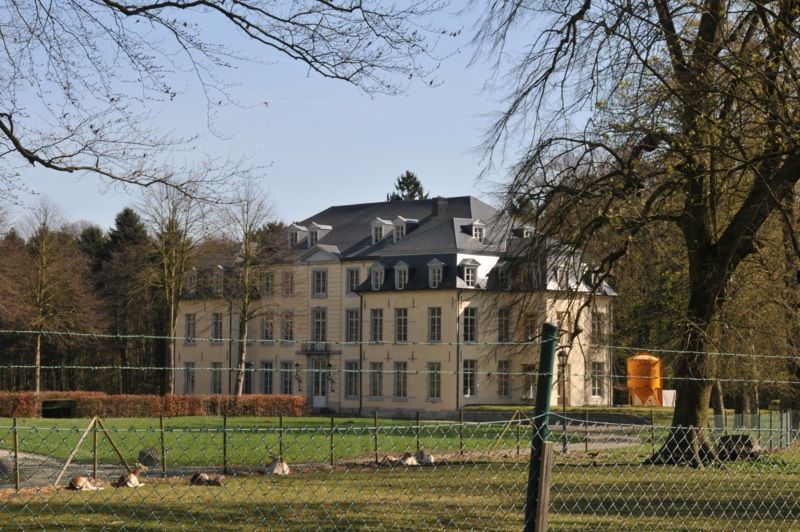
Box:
330;415;335;466
460;409;465;456
373;412;379;465
223;414;229;475
13;417;19;492
160;415;167;477
524;322;558;532
415;411;421;454
279;413;285;460
92;421;98;481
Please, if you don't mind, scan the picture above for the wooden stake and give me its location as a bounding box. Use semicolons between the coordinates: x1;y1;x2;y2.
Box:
330;415;335;466
92;420;98;481
279;413;284;460
159;415;167;477
53;417;97;487
534;442;554;531
95;418;132;473
13;417;20;492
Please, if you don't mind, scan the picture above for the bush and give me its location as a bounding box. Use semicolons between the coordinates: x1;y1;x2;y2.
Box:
0;392;306;418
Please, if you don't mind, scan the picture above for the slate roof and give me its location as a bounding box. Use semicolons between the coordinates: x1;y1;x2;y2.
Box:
290;196;504;259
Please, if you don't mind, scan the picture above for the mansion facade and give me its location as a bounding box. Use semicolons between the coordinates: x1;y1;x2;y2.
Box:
174;196;615;415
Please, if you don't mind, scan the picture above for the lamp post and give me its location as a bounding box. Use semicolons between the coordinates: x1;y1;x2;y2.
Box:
557;349;569;454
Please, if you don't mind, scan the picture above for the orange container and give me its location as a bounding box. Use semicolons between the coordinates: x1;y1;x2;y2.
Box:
627;353;662;406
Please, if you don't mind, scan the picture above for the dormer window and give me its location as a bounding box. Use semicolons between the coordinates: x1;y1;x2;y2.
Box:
308;222;332;248
395;261;409;290
464;267;477;287
428;258;444;289
372;226;383;244
286;224;308;249
371;264;385;290
471;220;486;242
212;266;224;296
185;269;197;294
308;230;318;247
392;216;418;242
459;258;481;288
394;224;405;241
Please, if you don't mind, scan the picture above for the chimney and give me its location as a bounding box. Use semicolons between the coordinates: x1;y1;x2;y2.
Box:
432;197;448;217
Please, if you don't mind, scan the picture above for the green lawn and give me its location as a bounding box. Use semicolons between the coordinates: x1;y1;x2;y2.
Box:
0;416;531;467
3;459;800;530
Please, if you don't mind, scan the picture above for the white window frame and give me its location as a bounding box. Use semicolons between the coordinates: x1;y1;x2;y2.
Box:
185;313;196;344
345;309;360;344
394;361;408;400
472;225;485;241
463;307;478;343
395;265;408;290
312;308;327;343
261;361;274;394
312;269;328;298
429;265;442;288
369;362;383;399
260;271;274;296
210;362;222;394
280;361;293;394
346;268;360;295
427;362;441;401
498;308;511;343
591;362;605;397
372;225;383;244
464;266;477;288
463;359;477;397
211;313;224;344
183;362;196;394
394;223;406;241
344;361;360;399
370;309;383;343
428;307;441;343
281;311;294;342
212;268;224;296
282;271;295;296
261;315;274;343
498;360;511;398
288;231;298;248
371;266;384;290
395;308;408;343
308;230;318;247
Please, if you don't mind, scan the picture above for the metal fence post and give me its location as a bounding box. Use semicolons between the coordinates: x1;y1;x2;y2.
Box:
223;414;229;475
524;322;557;532
160;415;167;477
330;415;335;466
92;420;98;481
460;409;465;456
13;416;19;492
416;411;421;454
279;413;284;460
585;409;590;454
373;412;379;465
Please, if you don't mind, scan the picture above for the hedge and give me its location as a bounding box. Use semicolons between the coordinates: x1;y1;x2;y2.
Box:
0;392;306;418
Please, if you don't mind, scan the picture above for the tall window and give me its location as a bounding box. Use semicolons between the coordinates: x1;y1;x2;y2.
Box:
280;362;293;394
260;271;274;296
428;307;442;342
591;312;605;343
312;308;327;342
394;362;407;399
463;359;477;397
523;364;537;400
243;362;254;394
212;268;224;296
498;308;511;343
281;311;294;342
523;314;537;341
261;361;274;394
346;268;360;295
185;313;196;344
370;309;383;343
464;266;477;288
371;266;384;290
183;362;195;394
427;362;441;400
184;270;197;294
312;269;327;297
211;313;224;343
394;224;405;241
429;264;443;288
591;362;605;397
557;311;571;344
345;361;359;399
282;271;295;296
395;308;408;343
210;362;222;394
369;362;383;398
463;307;478;343
395;264;408;290
261;315;274;343
308;230;318;247
345;309;360;343
498;360;511;397
372;225;383;244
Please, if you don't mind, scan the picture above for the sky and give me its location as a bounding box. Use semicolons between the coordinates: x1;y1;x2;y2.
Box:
7;5;529;232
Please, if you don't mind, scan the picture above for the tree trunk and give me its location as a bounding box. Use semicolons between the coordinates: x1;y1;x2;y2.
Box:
34;333;42;394
711;380;726;432
235;320;247;396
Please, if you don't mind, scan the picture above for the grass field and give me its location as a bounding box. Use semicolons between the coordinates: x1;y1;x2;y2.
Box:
3;459;800;530
3;414;800;529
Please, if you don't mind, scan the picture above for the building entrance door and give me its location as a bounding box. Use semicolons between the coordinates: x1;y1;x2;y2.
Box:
311;357;328;409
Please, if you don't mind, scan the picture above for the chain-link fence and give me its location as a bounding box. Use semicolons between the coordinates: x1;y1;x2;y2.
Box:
4;411;800;529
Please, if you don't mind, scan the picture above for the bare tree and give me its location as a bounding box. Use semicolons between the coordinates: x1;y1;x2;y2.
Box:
0;1;447;197
477;1;800;465
140;185;207;395
217;180;274;396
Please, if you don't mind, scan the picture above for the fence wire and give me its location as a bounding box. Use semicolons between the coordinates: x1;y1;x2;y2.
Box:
3;411;800;530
